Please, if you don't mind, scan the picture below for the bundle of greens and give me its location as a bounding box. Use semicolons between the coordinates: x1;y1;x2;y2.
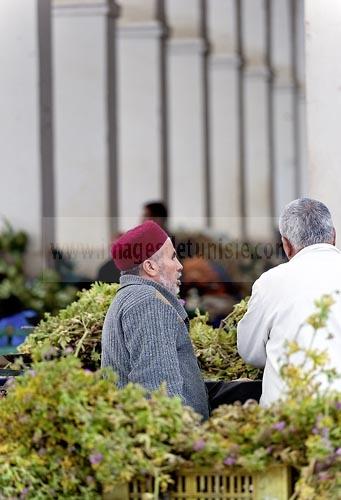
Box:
1;294;340;499
220;297;250;336
18;282;119;368
20;284;255;380
0;356;200;499
181;295;341;500
189;299;262;380
176;392;340;500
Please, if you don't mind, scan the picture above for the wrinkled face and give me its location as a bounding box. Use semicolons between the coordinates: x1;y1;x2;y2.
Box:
153;239;183;295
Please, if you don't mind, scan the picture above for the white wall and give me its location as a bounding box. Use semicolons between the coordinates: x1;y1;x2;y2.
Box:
272;0;296;216
53;0;111;275
0;0;307;278
0;0;42;274
117;2;163;230
305;0;341;236
167;0;206;229
296;0;307;196
208;0;241;238
243;0;272;238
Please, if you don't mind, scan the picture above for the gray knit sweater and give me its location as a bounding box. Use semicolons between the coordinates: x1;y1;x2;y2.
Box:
101;275;209;419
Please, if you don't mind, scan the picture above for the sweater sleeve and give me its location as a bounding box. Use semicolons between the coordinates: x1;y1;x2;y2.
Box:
121;296;184;399
237;276;271;368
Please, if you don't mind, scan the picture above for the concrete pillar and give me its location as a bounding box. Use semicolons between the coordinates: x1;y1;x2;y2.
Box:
0;0;49;275
242;0;272;239
208;0;241;238
305;0;341;233
167;0;206;230
117;0;165;231
272;0;296;216
296;0;307;197
53;0;117;276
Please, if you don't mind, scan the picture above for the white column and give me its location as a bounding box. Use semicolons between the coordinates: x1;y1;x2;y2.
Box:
53;0;112;276
0;0;42;274
296;0;308;197
272;0;296;216
208;0;241;238
167;0;206;230
305;0;341;234
242;0;272;239
117;0;163;230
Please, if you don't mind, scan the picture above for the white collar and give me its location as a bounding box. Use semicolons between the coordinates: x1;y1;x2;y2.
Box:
290;243;341;262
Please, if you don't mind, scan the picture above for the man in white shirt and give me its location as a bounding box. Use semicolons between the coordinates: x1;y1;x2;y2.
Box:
237;198;341;406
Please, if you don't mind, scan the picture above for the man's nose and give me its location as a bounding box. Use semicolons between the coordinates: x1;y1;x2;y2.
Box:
177;259;183;271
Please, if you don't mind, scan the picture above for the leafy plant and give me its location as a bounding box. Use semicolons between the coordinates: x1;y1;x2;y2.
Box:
220;297;249;334
0;356;200;498
19;282;120;368
0;221;77;317
1;293;341;499
181;294;341;499
189;300;262;380
20;284;259;380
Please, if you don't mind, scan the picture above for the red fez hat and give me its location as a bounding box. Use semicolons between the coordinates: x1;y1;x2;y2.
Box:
111;220;168;271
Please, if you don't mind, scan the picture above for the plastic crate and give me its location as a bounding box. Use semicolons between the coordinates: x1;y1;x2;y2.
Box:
108;465;292;500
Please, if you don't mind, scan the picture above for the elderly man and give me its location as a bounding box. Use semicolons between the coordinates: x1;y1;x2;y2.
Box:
102;221;261;419
237;198;341;406
102;220;209;419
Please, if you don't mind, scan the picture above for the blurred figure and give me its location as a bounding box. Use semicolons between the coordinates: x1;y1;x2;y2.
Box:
181;256;240;326
96;201;169;283
141;201;168;230
96;250;121;284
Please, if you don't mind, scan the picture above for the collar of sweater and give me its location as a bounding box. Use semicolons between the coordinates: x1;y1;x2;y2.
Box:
119;274;188;321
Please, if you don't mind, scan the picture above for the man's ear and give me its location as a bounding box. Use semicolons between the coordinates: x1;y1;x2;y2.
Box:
281;236;295;260
142;259;159;277
332;227;336;246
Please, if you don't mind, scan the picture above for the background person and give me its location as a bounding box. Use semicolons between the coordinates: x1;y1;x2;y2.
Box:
141;201;168;230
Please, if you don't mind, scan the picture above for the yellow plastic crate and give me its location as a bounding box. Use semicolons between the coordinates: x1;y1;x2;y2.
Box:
108;465;292;500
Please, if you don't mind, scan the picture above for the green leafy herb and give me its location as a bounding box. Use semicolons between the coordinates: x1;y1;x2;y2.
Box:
189;299;262;380
19;282;120;368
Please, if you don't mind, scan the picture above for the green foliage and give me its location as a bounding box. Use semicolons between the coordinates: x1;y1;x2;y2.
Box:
176;393;340;499
0;221;28;254
1;293;341;499
20;284;256;380
220;297;250;335
0;221;77;316
183;294;341;499
0;355;201;498
19;282;120;368
189;298;262;380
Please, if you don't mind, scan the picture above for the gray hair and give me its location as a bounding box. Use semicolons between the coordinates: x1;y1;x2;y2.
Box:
120;263;143;276
278;198;335;250
120;247;165;277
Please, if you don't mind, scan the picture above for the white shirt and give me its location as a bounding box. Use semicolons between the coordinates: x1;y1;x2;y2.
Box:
237;244;341;406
